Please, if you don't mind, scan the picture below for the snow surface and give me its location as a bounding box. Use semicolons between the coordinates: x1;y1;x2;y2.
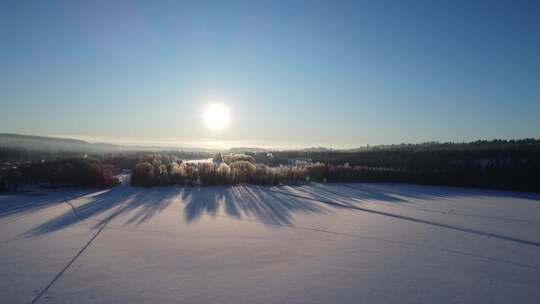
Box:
1;183;540;303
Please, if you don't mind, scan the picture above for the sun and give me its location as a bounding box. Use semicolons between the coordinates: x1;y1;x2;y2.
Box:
203;103;231;131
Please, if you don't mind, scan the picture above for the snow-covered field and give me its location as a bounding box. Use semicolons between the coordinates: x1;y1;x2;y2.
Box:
1;183;540;304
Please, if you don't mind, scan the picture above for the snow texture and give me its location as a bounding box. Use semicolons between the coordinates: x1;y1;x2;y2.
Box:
1;183;540;303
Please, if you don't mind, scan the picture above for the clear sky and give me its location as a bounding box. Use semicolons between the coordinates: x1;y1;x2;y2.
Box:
1;0;539;149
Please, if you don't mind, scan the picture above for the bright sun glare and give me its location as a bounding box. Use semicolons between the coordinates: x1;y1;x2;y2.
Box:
203;103;231;131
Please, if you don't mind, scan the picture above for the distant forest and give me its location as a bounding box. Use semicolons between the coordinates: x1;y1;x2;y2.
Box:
1;139;539;192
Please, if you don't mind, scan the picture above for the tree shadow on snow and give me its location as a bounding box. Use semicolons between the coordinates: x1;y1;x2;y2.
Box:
0;189;96;220
181;185;326;225
21;186;182;237
14;182;540;238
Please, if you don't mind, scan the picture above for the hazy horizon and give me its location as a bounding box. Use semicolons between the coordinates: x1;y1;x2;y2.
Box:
1;1;539;148
3;131;539;152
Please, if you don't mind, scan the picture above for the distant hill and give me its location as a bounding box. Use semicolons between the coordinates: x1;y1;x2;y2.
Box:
2;133;539;154
226;147;268;154
0;133;93;152
344;139;540;152
0;133;213;153
0;133;88;145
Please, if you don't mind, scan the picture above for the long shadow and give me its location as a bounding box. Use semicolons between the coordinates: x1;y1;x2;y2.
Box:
316;184;411;203
182;185;326;225
342;183;458;201
270;184;540;249
0;189;97;219
22;186;183;237
183;186;223;222
240;185;325;224
302;183;540;223
338;182;540;202
15;183;540;248
117;187;182;226
295;183;540;213
313;183;540;225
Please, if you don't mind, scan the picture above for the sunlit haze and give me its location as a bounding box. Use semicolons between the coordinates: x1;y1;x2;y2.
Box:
203;103;231;131
1;1;539;149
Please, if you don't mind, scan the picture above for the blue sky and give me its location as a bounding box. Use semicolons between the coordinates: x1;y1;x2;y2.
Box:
1;0;539;148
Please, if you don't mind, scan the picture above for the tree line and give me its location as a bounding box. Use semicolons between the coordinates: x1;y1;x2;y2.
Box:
2;139;540;192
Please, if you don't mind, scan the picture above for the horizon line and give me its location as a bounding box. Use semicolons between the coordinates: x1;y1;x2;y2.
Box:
2;132;538;152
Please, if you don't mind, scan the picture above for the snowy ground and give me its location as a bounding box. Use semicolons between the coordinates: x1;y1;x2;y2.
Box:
1;183;540;304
